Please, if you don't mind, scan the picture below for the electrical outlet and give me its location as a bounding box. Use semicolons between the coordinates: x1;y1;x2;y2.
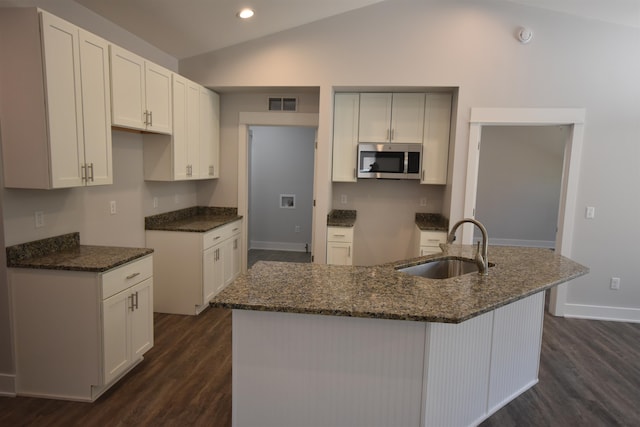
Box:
153;197;158;208
420;198;427;207
610;277;620;290
295;225;301;233
110;201;117;215
34;211;44;228
340;194;347;204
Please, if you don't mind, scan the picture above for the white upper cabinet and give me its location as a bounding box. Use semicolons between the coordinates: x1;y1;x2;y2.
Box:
0;8;112;189
358;93;425;144
110;45;172;134
421;93;452;185
332;93;359;182
199;88;220;179
143;76;219;181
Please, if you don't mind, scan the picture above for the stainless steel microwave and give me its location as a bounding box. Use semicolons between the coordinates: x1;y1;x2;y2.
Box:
357;143;422;179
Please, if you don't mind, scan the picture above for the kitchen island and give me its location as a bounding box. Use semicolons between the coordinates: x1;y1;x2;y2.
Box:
211;245;588;427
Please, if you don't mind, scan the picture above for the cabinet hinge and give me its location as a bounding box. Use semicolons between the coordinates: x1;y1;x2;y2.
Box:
313;200;316;207
311;255;314;262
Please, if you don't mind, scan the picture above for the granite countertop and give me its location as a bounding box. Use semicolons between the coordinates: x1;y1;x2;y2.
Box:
415;213;448;231
6;232;153;273
145;206;242;232
211;245;588;324
327;209;356;227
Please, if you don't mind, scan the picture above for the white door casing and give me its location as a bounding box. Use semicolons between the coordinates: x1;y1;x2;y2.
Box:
465;108;585;316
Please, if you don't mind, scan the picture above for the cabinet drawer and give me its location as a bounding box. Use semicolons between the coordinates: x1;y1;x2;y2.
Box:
202;220;241;250
102;255;153;300
419;231;447;247
327;226;354;243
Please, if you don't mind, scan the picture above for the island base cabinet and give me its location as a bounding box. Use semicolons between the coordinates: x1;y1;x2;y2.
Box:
230;292;545;427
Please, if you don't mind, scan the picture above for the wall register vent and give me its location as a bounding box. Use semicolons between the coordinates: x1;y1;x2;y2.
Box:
268;97;297;111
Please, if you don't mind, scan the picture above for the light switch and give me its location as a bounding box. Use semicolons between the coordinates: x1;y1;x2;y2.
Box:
585;206;595;219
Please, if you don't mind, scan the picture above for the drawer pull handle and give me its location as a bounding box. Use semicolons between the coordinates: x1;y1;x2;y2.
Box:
232;228;239;232
213;236;221;240
126;272;140;280
333;234;346;237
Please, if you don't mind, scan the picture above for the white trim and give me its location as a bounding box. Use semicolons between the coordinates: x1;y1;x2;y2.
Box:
0;373;16;396
238;112;319;272
563;304;640;324
250;241;309;252
465;108;586;317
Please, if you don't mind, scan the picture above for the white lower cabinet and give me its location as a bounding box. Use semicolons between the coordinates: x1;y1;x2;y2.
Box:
147;219;242;315
327;226;354;265
9;255;153;401
417;228;447;256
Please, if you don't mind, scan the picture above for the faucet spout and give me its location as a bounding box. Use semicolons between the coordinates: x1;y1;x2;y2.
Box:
447;218;489;275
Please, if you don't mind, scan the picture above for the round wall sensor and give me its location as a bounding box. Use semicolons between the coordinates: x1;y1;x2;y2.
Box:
517;27;533;44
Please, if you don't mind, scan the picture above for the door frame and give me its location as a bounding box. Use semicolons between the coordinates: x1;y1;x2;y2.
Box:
238;112;319;272
464;108;585;316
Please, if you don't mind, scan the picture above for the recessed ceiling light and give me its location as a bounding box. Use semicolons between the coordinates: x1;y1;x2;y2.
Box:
237;8;254;19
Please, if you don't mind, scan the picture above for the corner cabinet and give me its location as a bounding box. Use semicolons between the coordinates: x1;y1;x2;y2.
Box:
9;255;153;401
146;219;242;315
327;226;354;265
358;93;425;144
421;93;452;185
142;76;219;181
0;8;112;189
332;93;360;182
110;45;172;134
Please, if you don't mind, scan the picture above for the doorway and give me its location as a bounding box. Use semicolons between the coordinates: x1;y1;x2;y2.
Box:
248;125;315;267
474;125;568;248
464;108;586;316
237;112;319;272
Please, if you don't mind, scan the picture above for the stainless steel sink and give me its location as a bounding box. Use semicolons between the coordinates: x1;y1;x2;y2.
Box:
397;257;487;279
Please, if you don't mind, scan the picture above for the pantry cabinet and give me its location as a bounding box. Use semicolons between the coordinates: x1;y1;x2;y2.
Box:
0;8;112;189
146;219;242;315
421;93;452;185
110;45;172;134
9;255;153;401
332;93;360;182
327;226;354;265
358;93;425;144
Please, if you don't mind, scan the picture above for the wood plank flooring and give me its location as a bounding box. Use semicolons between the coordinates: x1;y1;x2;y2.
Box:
1;297;639;426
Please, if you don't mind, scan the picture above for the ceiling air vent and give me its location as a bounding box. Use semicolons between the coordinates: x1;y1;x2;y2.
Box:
268;96;297;112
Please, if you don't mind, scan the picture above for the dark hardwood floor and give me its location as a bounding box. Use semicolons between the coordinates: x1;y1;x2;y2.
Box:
1;289;639;426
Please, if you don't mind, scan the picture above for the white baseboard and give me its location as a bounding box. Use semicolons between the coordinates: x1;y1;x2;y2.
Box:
250;241;308;252
0;373;16;397
482;238;555;249
563;303;640;323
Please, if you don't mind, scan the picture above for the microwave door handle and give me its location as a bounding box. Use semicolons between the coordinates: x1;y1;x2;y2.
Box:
404;151;409;174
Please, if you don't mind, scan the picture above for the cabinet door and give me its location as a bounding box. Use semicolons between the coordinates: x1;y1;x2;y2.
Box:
130;278;154;360
40;11;85;188
359;93;392;143
79;29;112;186
110;45;146;131
102;288;131;385
186;81;201;177
144;62;172;134
199;88;220;178
421;93;452;184
203;246;218;303
327;242;353;265
172;74;189;180
391;93;425;144
332;93;359;182
222;235;242;287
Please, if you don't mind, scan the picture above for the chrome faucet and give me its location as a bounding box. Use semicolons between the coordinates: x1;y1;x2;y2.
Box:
447;218;489;275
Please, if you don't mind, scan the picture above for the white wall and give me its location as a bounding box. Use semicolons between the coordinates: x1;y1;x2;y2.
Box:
475;125;566;247
180;0;640;321
249;126;315;251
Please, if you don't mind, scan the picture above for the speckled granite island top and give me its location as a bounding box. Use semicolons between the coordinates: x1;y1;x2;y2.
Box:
145;206;242;232
211;245;588;323
6;232;153;272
